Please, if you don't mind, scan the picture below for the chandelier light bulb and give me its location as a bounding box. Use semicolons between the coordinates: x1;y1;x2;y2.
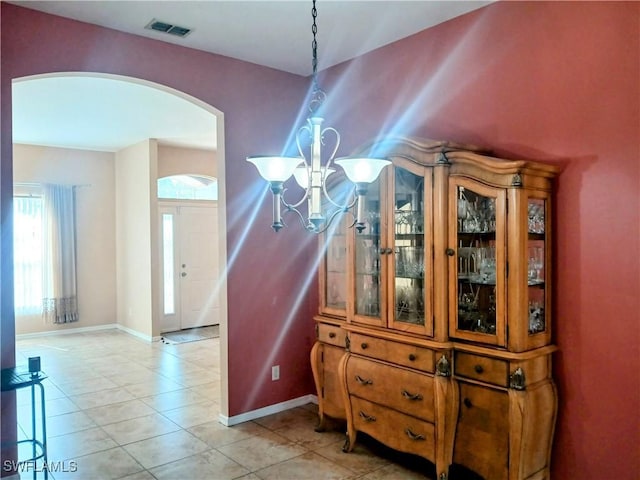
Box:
335;157;391;184
293;166;335;190
247;156;303;182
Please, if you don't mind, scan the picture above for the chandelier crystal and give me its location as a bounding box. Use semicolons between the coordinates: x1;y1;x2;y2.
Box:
247;0;390;233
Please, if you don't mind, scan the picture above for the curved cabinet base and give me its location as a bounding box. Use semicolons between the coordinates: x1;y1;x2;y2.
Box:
340;351;456;480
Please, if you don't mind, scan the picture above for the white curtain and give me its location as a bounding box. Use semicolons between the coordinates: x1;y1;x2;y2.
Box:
42;184;79;324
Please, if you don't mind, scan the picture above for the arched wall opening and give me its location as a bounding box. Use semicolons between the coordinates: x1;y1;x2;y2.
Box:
10;72;230;417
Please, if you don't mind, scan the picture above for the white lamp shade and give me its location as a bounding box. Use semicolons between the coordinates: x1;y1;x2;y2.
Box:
247;156;304;182
335;157;391;184
292;166;335;189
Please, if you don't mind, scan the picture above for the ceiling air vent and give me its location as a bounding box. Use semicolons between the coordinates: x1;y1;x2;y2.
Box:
145;19;192;38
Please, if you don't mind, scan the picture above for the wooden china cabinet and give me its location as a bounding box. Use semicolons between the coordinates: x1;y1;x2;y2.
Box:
310;137;560;480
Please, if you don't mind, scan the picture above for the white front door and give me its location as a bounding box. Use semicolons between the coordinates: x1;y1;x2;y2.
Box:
160;204;219;332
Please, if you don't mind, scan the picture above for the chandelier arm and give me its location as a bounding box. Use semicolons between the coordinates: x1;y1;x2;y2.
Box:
282;202;313;231
317;124;354;210
321;127;341;164
321;181;357;211
312;205;358;235
295;122;313;190
280;185;309;211
296;123;312;158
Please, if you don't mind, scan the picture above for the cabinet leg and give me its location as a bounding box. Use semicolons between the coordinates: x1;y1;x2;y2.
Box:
338;353;356;453
434;372;458;480
314;414;326;433
342;430;357;453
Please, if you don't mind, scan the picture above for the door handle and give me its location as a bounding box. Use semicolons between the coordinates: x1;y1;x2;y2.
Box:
358;411;376;422
401;389;423;401
181;272;187;277
355;375;373;386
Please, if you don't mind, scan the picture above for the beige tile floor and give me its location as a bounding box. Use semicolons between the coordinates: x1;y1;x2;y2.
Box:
14;329;437;479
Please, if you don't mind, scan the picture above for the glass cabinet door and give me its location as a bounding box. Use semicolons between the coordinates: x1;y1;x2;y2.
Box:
450;180;506;346
353;177;384;327
527;197;547;336
391;166;431;334
321;213;348;316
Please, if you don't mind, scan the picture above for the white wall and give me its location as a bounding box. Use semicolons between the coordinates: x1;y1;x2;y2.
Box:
13;142;215;339
158;146;216;178
12;144;117;334
115;139;158;339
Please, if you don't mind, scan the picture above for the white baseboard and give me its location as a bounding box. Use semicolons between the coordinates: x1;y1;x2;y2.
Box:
218;394;318;426
16;323;161;343
15;323;118;340
115;324;160;343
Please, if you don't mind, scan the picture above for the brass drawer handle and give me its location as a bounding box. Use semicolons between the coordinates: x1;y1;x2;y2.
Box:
359;411;376;422
360;342;368;350
405;428;425;441
463;398;473;408
355;375;373;386
474;364;484;374
408;354;416;361
401;390;423;401
328;332;336;338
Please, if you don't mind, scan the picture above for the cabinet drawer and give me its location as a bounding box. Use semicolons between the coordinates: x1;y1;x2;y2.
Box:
455;352;508;386
317;323;346;348
350;396;435;463
350;333;435;373
345;356;434;422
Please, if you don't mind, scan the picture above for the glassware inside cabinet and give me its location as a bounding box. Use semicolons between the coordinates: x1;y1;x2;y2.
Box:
527;198;546;334
323;214;348;311
393;168;425;326
456;186;498;335
355;178;382;318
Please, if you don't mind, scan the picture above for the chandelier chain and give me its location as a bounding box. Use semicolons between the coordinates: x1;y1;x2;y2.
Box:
311;0;318;86
309;0;325;114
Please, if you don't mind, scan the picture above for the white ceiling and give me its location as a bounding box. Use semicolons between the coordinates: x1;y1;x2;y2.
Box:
13;74;218;151
9;1;491;152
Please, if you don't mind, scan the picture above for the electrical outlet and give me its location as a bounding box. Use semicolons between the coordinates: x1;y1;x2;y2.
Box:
271;365;280;381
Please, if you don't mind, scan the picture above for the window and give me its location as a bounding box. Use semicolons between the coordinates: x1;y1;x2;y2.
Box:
13;194;44;315
162;213;176;315
157;175;218;200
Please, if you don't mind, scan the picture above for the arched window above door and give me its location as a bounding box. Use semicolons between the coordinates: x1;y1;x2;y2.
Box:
157;174;218;200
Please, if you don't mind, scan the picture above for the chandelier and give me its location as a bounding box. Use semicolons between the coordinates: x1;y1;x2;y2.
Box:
247;0;390;233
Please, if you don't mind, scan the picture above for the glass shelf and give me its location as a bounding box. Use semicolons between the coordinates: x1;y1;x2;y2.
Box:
396;274;425;280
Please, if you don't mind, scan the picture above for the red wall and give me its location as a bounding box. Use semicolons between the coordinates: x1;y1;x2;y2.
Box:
1;2;639;479
320;2;639;478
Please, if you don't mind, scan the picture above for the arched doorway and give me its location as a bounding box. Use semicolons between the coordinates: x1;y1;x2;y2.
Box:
11;72;229;415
